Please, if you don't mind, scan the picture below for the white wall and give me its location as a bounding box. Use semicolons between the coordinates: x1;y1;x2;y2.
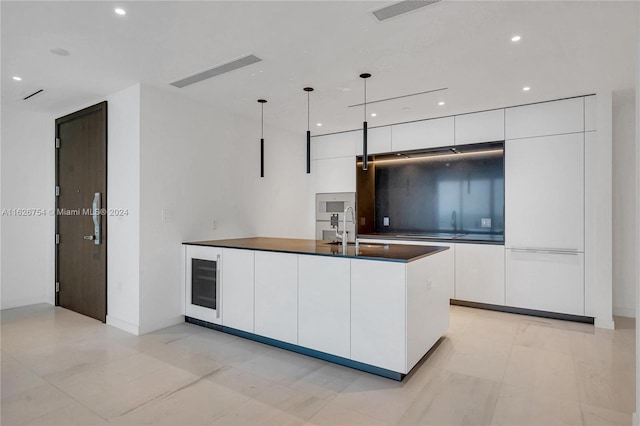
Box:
0;104;55;309
612;89;637;318
104;84;142;334
136;84;311;334
634;6;639;425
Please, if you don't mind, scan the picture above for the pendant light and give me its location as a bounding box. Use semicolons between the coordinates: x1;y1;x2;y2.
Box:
303;87;314;174
258;99;267;177
360;73;371;171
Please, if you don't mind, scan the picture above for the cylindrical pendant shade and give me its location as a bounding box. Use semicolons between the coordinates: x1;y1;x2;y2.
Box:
363;121;368;171
306;130;311;173
260;137;264;177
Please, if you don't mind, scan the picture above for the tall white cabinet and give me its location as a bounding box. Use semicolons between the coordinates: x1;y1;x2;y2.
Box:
504;99;587;316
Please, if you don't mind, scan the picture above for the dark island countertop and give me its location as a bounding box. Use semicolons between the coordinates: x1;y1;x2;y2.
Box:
183;237;449;263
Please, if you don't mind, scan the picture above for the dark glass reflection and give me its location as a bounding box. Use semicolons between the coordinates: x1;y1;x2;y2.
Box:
356;142;504;238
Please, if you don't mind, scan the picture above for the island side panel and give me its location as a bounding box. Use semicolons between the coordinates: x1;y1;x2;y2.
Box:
351;259;407;373
406;252;450;371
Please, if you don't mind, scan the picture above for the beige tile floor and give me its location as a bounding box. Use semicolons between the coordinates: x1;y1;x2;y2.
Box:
1;304;635;426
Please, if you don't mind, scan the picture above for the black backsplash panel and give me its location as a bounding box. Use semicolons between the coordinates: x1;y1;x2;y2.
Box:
357;144;504;236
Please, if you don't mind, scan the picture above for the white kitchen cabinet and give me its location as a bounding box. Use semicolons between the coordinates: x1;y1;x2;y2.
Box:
505;133;584;251
254;251;298;344
351;259;406;372
506;249;585;316
312;131;358;160
355;126;392;155
454;109;505;145
455;243;505;305
314;156;356;193
356;238;455;300
221;248;254;333
584;95;597;131
298;255;351;358
505;97;584;139
391;116;454;152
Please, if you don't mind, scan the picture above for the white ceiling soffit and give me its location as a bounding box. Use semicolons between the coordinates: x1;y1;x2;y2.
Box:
170;54;262;88
372;0;442;22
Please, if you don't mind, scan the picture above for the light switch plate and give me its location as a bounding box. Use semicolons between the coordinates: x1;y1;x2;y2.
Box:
383;217;390;227
481;218;492;228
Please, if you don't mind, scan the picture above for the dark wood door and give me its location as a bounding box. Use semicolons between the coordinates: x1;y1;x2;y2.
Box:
56;102;107;322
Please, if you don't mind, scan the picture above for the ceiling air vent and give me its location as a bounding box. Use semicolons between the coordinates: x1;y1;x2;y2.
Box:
170;54;262;88
372;0;442;22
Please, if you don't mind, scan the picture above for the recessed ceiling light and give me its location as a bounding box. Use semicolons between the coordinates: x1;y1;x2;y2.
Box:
50;48;70;56
12;76;22;81
114;8;126;15
438;101;445;106
522;86;531;92
511;35;521;42
316;123;322;127
370;113;377;117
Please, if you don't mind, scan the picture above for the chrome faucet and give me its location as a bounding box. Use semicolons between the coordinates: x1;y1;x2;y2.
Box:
336;206;355;251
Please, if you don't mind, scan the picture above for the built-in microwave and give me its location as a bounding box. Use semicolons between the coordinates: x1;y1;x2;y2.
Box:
316;192;356;242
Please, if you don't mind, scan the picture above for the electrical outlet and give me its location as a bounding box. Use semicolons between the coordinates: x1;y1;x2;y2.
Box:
383;217;390;227
212;219;218;230
162;208;173;222
481;218;492;228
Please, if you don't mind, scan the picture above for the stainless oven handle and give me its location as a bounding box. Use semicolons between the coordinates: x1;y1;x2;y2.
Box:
216;254;221;319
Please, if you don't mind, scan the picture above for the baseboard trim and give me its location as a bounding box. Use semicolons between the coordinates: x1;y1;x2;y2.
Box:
139;315;184;335
106;315;140;335
613;306;636;318
0;296;51;310
450;299;595;324
594;317;616;330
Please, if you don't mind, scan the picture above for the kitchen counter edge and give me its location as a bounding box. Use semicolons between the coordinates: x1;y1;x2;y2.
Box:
183;237;449;263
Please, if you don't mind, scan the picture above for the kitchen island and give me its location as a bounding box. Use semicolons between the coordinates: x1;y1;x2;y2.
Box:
183;237;450;380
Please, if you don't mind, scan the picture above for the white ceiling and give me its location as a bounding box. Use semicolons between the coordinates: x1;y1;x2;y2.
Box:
1;1;638;135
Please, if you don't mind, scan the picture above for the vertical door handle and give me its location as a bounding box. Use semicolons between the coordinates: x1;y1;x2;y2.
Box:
92;192;101;245
216;254;221;319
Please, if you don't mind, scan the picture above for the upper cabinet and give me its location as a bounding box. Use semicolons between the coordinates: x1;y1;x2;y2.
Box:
355;126;392;156
312;130;358;160
584;95;597;131
505;97;584;139
505;133;585;251
454;109;505;145
391;116;454;152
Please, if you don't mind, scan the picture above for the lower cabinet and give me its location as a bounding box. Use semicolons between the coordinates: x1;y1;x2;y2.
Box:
254;251;298;344
506;249;585;316
455;244;505;305
298;255;350;358
351;259;407;372
221;249;254;333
